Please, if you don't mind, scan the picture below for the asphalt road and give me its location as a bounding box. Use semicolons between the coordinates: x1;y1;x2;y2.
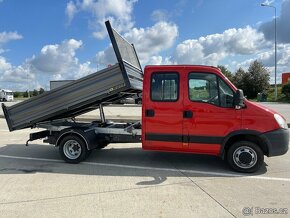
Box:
0;113;289;217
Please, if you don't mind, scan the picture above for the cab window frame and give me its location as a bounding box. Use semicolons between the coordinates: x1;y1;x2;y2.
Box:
188;72;234;108
150;72;180;102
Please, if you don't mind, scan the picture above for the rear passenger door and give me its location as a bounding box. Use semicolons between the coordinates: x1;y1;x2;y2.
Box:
143;71;184;150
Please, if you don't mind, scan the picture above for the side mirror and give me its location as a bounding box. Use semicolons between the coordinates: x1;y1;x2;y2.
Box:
234;89;245;109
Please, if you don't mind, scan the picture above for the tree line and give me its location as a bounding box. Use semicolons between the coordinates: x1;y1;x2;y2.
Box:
14;88;45;98
218;60;270;99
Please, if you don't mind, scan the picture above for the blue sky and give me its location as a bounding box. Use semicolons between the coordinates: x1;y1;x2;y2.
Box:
0;0;289;91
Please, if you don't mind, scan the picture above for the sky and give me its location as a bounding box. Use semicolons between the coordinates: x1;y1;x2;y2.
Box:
0;0;289;91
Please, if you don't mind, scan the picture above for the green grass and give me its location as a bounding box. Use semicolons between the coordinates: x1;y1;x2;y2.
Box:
266;86;290;103
14;97;29;100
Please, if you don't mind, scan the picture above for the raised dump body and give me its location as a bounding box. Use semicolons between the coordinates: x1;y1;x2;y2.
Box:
2;21;143;131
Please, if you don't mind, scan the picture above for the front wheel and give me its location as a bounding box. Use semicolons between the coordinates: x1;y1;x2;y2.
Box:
59;135;89;163
226;141;264;173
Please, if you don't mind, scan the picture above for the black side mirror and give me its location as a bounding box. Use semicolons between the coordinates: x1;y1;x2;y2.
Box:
234;89;245;109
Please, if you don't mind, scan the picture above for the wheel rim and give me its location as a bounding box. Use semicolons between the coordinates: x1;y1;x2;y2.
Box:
233;146;257;169
63;140;82;160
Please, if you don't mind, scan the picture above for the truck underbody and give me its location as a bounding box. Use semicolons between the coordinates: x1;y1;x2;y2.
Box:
26;104;142;163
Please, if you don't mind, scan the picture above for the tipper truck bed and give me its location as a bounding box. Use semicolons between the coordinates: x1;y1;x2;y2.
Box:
2;21;143;131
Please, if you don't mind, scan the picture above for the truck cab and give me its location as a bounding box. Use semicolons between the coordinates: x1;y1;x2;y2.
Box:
142;65;289;172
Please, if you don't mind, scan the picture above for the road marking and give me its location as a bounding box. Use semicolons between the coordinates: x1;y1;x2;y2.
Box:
0;154;289;182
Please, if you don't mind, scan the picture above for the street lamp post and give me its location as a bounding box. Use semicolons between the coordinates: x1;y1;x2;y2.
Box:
261;3;277;101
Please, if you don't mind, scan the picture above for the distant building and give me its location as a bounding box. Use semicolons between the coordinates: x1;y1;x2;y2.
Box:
282;72;290;84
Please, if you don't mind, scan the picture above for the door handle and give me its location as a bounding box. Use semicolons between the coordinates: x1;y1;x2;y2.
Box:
146;109;155;117
183;110;193;118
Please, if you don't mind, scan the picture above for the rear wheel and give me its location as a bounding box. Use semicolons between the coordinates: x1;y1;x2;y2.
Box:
96;141;109;150
226;141;264;173
59;135;89;163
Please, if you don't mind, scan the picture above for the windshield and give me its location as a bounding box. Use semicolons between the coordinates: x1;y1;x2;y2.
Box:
6;92;13;96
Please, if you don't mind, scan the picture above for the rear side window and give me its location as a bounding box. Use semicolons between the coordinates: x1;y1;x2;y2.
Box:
151;72;179;101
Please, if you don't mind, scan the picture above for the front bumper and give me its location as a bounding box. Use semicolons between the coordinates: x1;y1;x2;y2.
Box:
261;128;289;157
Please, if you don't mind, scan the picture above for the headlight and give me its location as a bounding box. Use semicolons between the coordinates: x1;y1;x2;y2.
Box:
274;114;288;129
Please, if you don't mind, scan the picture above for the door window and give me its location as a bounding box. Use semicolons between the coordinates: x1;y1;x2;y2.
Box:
218;78;234;108
188;72;234;107
151;73;179;102
189;73;219;106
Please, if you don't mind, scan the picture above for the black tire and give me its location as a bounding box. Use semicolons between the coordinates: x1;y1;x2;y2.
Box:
59;135;88;164
96;141;109;150
135;98;142;105
85;149;93;158
226;141;264;173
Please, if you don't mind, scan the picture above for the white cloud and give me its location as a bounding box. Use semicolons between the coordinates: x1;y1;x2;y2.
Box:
96;21;178;67
262;0;275;5
0;58;35;84
66;0;137;39
0;56;12;72
29;39;98;82
65;1;77;25
74;61;97;79
147;55;173;65
96;45;117;66
124;22;178;62
0;39;97;90
234;44;290;83
151;10;169;22
147;55;163;65
0;31;22;45
172;26;268;66
30;39;83;74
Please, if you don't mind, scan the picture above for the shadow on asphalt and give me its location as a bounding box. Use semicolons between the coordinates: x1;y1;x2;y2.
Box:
0;144;267;185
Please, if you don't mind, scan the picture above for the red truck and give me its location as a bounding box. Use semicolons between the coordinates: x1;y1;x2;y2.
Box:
142;65;288;172
2;21;289;173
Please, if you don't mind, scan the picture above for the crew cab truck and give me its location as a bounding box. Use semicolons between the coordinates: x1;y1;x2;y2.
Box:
142;66;288;172
2;21;289;173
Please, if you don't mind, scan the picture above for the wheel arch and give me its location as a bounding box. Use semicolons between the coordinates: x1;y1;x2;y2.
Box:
221;130;269;158
56;130;89;150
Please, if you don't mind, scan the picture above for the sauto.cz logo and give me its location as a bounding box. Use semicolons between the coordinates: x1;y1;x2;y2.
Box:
242;207;288;216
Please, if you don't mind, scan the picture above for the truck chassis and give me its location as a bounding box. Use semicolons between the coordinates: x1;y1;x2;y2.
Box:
27;104;141;163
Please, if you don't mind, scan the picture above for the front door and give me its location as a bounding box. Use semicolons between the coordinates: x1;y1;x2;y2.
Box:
183;71;241;155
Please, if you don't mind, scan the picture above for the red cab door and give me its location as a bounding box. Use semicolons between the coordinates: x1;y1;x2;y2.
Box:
183;70;241;155
142;68;185;151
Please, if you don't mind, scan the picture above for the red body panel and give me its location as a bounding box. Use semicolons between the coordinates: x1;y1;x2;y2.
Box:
242;100;280;132
142;65;280;156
